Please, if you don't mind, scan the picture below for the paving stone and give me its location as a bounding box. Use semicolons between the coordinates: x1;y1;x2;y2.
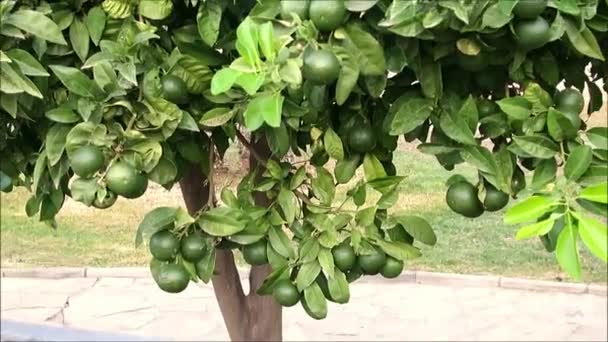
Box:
86;267;149;279
1;276;606;341
587;284;607;296
2;268;85;278
416;271;499;287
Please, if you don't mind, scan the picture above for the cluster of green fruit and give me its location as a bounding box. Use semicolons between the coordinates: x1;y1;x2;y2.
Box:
446;180;510;218
148;229;208;293
512;0;551;50
239;238;403;308
68;145;148;207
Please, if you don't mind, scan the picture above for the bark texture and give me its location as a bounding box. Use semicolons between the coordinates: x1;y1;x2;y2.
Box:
179;137;282;341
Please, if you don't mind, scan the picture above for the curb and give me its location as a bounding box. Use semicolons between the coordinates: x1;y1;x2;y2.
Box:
1;267;605;296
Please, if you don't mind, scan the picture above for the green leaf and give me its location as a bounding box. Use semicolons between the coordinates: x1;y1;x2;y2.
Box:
278;188;298;225
197;207;247;236
366;176;404;194
197;0;222;46
547;108;576;141
439;110;477;145
244;93;284;130
564;20;605;61
573;213;607;262
5;49;49;76
515;217;556;240
302;283;327;320
312;167;336;206
377;187;398;209
139;0;173;20
135;207;177;247
196;245;216;283
579;183;608;204
210;68;241;95
86;7;106;45
335;54;360;105
296;260;321;292
504;196;557;224
587;127;608;150
45;106;80;124
45;124;72;166
279;59;302;85
5;10;67;45
236;17;260;67
171;55;213;94
70;177;99;206
376;240;421;261
258;22;275;61
531;158;557;189
510;135;559;159
199;107;235;127
496;96;532;120
356;207;377;227
363;153;387;181
269;226;296;259
0;63;43;98
317;247;334;276
335;155;360;184
460;145;498;175
345;0;378;11
418;57;442;99
69;19;90;62
324;127;344;160
290;166;307;190
389;96;434;135
555;216;582;280
50;65;104;99
565;145;593;181
327;269;350;304
235;72;264;95
344;22;386;76
393;215;436;246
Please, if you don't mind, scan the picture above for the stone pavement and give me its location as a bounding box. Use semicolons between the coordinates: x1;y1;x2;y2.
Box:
1;275;606;341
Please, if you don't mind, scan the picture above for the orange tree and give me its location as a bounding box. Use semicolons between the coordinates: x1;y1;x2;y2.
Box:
1;0;607;340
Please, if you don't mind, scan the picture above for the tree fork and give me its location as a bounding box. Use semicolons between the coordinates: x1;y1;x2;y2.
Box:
179;136;282;341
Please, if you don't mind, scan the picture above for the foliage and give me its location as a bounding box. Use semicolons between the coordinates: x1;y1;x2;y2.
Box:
1;0;606;319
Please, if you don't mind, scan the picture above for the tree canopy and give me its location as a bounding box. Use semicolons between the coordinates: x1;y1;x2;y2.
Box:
0;0;607;322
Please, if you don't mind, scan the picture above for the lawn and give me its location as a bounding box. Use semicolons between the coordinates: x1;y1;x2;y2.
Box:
1;145;606;283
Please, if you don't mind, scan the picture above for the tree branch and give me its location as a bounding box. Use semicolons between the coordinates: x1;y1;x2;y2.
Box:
235;129;267;168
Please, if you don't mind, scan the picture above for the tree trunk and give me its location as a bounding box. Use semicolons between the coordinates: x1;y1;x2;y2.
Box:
179;137;282;342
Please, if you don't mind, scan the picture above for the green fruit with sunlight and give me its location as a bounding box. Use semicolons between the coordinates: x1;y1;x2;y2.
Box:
279;0;309;20
106;161;148;199
348;126;377;153
155;263;190;293
483;185;510;212
446;181;484;218
181;232;207;262
70;145;104;178
149;230;180;261
513;0;547;19
309;0;347;32
161;75;189;104
303;49;340;85
272;279;300;307
332;241;356;272
358;247;387;275
92;190;117;209
242;239;268;265
514;17;550;50
380;257;403;279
